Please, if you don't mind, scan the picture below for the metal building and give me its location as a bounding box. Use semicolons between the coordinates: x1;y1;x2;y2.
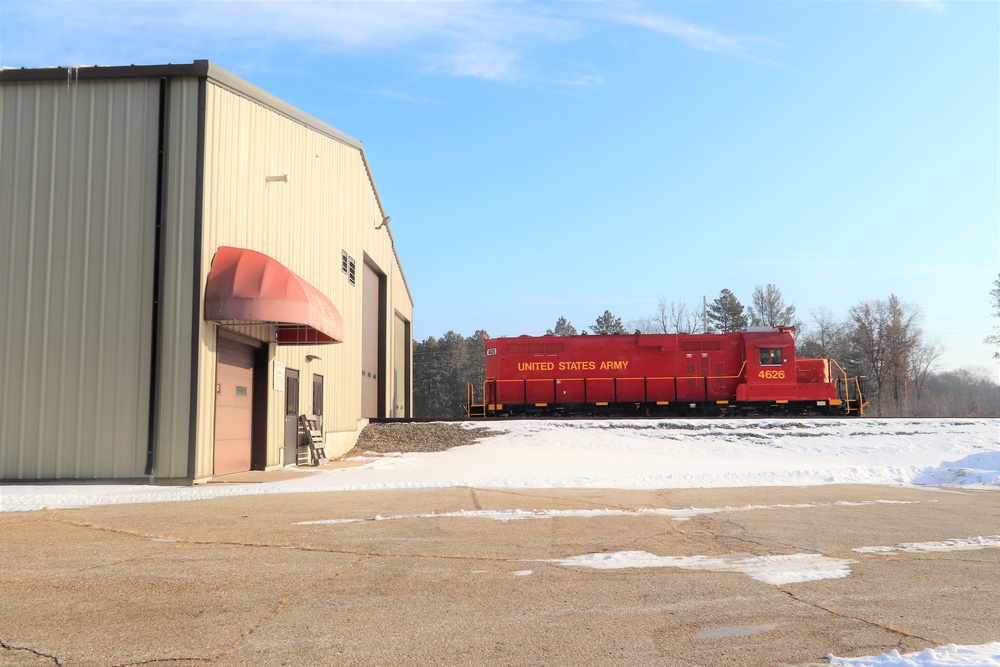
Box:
0;61;413;482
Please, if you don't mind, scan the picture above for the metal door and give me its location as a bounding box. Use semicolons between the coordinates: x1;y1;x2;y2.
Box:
312;373;324;432
283;369;300;466
214;337;255;475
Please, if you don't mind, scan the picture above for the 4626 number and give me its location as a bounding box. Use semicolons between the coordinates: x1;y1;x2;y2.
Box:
757;370;786;380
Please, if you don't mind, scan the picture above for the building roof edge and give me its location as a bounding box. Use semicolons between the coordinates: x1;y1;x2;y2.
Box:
1;60;412;306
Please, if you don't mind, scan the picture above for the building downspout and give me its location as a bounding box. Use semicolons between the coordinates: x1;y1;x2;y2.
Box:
144;76;169;482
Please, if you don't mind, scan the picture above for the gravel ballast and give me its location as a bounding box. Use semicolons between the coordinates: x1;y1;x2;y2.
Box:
350;422;503;455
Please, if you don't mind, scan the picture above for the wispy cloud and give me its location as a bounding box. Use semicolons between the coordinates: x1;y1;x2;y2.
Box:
342;85;437;104
897;0;948;13
554;74;605;88
1;1;780;82
429;40;524;82
608;8;782;65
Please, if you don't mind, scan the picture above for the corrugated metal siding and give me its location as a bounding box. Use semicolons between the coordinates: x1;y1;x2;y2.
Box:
0;79;159;479
151;77;201;480
195;83;412;475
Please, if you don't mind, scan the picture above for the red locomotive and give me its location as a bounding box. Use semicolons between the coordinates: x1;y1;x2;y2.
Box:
466;327;865;417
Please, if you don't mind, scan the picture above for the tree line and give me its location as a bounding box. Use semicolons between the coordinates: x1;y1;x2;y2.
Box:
413;278;1000;418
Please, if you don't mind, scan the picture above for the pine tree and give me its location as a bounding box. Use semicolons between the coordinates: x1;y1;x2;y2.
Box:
546;316;577;336
590;310;625;335
412;330;488;417
706;289;748;333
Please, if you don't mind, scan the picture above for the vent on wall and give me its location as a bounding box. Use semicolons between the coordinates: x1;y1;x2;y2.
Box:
342;251;357;286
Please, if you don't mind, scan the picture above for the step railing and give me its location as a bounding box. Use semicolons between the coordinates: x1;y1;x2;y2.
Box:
830;359;867;416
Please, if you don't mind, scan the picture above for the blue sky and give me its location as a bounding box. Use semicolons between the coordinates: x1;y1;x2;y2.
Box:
2;0;998;372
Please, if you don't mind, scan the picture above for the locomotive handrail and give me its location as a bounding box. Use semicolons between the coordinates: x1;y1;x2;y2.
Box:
829;359;867;416
464;381;488;418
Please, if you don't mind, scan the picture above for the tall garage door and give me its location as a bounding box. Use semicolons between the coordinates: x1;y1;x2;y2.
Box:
392;314;410;418
214;335;255;475
361;263;383;418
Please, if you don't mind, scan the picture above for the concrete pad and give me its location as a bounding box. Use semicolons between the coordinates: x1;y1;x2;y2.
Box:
1;485;997;666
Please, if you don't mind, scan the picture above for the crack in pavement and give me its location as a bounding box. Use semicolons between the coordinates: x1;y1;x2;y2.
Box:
775;585;944;646
44;512;528;564
688;515;950;647
2;551;162;585
202;554;371;666
111;658;205;666
467;487;639;511
712;514;815;554
46;557;374;667
0;638;62;665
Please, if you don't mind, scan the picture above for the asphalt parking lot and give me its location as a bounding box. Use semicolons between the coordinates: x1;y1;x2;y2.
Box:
1;483;998;666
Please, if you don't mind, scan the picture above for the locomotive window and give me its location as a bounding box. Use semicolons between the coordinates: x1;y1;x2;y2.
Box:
759;348;784;366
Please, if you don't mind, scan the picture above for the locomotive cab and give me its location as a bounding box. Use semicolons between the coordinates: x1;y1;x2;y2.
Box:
736;327;796;402
735;326;857;414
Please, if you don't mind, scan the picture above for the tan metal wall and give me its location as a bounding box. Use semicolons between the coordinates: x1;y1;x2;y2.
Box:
194;82;413;477
0;79;159;479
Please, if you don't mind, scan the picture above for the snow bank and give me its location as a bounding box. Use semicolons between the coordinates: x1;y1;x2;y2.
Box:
829;642;1000;666
0;418;996;512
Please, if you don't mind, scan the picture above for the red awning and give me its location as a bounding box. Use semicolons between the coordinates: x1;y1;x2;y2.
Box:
205;246;344;345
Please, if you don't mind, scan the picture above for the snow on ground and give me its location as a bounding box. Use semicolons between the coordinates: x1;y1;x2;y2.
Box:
828;643;1000;666
2;418;998;666
1;418;996;513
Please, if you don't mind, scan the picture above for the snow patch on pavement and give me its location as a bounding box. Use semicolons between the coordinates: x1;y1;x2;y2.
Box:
853;535;1000;554
293;500;924;525
541;550;855;585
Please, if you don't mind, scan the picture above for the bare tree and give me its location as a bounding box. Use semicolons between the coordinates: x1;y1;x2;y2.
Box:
848;295;922;415
626;316;658;334
922;366;1000;417
649;297;698;333
798;308;848;357
910;339;943;408
747;284;799;330
985;274;1000;359
650;297;672;333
